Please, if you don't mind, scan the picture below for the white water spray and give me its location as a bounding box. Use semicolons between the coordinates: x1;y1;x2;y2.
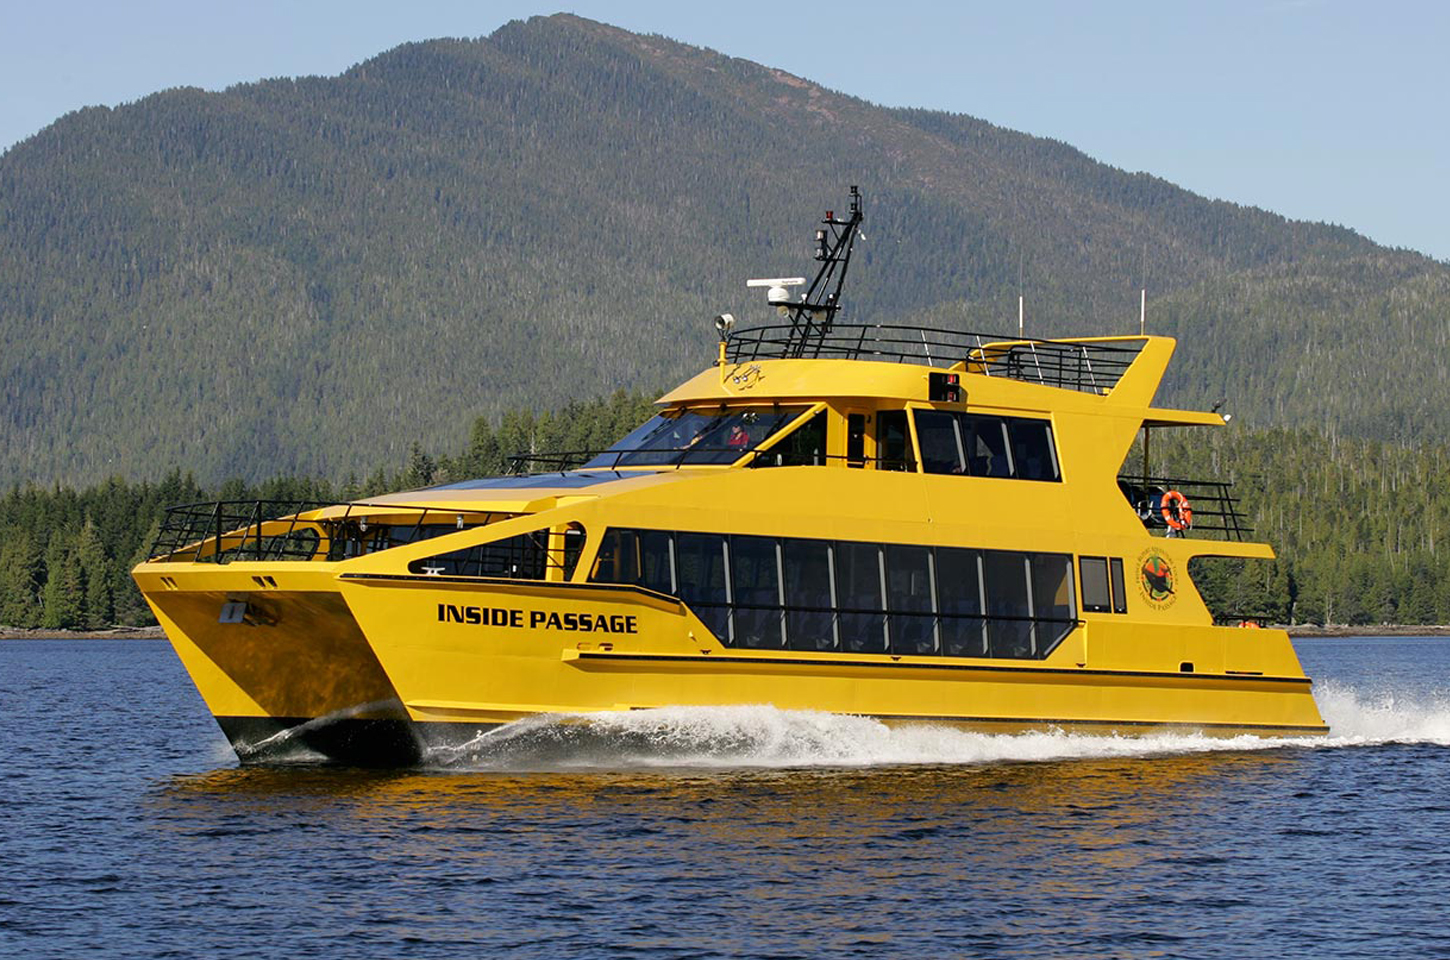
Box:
421;683;1450;771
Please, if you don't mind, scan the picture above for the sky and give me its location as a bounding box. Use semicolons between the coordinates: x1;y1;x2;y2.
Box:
4;0;1447;261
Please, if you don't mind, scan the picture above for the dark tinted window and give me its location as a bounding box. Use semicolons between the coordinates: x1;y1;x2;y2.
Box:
1110;558;1127;614
1080;557;1111;613
1032;553;1075;651
963;416;1013;477
1009;419;1059;481
590;528;671;592
914;410;965;474
885;544;936;655
588;529;1074;660
877;410;912;471
984;551;1033;658
673;532;730;642
409;529;550;579
783;538;835;651
730;535;784;649
835;541;886;653
754;410;827;468
936;547;986;657
588;407;807;467
847;413;866;467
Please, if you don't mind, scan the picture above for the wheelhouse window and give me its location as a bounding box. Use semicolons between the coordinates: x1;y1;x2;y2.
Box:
584;406;809;468
912;410;1059;482
877;410;913;471
752;410;827;468
590;528;1077;661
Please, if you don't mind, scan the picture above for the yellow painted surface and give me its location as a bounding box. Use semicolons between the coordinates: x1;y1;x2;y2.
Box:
134;334;1327;736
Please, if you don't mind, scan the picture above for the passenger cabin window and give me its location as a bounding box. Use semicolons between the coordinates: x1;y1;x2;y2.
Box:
731;535;784;649
672;532;731;641
782;538;835;651
590;527;1077;660
912;410;1060;481
753;411;827;468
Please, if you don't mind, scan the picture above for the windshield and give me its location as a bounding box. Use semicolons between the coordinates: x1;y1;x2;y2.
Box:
584;406;809;468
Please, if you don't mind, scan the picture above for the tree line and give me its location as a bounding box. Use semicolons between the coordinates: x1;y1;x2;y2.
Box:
3;389;1449;630
0;390;654;629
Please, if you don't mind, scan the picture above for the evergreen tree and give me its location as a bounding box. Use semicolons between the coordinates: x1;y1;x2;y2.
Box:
40;531;84;630
0;531;44;628
75;517;114;629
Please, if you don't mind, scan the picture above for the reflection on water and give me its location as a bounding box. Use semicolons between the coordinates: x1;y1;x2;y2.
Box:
150;747;1324;956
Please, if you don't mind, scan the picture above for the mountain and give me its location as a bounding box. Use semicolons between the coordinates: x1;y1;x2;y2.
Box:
2;13;1447;486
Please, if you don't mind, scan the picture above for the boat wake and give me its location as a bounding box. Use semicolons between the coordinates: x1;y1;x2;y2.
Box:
420;681;1450;771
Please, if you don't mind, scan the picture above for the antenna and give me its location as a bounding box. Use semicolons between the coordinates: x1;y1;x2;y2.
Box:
746;277;807;315
1139;241;1148;335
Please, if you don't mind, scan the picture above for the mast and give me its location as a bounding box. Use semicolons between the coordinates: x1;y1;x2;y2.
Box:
780;186;863;358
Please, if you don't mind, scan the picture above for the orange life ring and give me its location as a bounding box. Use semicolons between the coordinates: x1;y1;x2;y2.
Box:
1161;489;1193;531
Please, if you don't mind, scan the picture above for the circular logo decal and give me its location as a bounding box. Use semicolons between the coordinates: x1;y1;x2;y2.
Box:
1137;549;1177;609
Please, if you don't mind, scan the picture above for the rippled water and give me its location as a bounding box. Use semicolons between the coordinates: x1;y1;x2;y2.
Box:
4;637;1450;958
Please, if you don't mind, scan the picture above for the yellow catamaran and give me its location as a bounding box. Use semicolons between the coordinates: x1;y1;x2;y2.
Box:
134;188;1326;764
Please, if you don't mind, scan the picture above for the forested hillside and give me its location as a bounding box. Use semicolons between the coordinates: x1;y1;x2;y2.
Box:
3;13;1447;487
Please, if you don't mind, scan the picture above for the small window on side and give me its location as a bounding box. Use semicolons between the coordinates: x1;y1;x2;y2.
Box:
1109;557;1127;614
847;414;866;468
1080;556;1111;613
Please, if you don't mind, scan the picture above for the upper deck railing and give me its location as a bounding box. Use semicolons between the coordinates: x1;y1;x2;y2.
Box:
725;324;1146;395
148;500;511;564
1117;476;1251;541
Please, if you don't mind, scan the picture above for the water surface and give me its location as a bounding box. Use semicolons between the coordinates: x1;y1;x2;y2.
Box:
3;637;1449;958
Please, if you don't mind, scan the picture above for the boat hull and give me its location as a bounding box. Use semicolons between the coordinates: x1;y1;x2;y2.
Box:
140;562;1327;767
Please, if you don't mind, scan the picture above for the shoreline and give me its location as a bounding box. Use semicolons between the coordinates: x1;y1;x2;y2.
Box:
0;626;166;640
5;625;1450;641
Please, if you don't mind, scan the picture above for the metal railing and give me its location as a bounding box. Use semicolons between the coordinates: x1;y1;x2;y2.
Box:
507;449;914;475
725;324;1145;395
1117;476;1251;541
148;500;512;564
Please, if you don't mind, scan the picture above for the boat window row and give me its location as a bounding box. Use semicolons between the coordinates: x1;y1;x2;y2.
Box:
913;410;1060;481
590;528;1077;659
408;526;585;581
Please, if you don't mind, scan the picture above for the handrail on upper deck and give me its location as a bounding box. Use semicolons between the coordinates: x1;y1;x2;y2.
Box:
724;324;1148;395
